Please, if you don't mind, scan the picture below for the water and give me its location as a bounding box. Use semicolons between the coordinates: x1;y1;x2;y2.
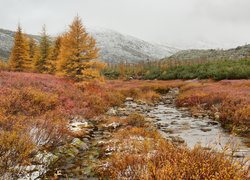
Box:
149;104;250;159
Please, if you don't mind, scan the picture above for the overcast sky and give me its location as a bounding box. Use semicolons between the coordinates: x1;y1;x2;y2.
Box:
1;0;250;49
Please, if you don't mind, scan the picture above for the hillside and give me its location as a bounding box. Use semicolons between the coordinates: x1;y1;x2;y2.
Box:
88;28;179;63
0;28;178;63
163;44;250;62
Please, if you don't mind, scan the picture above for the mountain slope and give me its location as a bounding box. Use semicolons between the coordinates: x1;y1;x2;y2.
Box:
0;28;178;63
0;29;16;60
88;28;179;63
163;44;250;62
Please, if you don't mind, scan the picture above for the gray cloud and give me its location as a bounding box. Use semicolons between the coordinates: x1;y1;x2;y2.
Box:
1;0;250;49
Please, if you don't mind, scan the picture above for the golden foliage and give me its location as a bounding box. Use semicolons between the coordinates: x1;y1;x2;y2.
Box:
57;16;105;80
27;36;38;71
47;35;62;74
9;25;30;71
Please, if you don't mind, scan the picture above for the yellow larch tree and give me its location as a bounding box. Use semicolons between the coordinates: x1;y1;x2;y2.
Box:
57;16;105;80
9;25;30;71
47;36;62;74
27;36;37;71
22;36;37;71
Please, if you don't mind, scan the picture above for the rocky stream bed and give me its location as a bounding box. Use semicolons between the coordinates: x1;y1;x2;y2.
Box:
21;88;250;179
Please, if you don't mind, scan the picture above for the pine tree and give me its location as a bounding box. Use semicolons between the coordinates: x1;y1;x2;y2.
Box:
23;36;37;71
57;16;105;80
47;36;62;74
28;37;37;64
9;25;29;71
35;25;51;73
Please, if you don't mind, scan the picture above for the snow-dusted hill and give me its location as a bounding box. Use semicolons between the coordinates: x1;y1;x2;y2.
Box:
88;28;179;63
0;28;178;63
0;29;16;60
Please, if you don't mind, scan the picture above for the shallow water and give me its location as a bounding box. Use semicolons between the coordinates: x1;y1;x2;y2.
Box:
148;104;250;159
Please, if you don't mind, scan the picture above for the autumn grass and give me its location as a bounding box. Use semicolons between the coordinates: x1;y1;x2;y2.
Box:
105;79;184;103
176;80;250;136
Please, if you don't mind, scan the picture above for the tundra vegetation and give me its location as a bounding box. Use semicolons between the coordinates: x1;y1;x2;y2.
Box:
103;58;250;80
0;16;249;179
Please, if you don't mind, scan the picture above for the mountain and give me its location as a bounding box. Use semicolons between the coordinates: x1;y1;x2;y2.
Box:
0;29;17;60
0;28;178;63
163;44;250;62
88;28;179;63
166;39;241;50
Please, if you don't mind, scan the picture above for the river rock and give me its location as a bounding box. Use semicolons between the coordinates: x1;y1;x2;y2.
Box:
106;108;117;116
66;147;80;157
164;100;172;104
170;136;185;143
171;121;178;125
200;128;212;132
214;112;220;121
181;113;190;118
125;97;134;102
105;122;121;130
137;100;146;105
157;122;168;128
207;121;219;126
148;114;156;118
72;138;89;151
162;128;174;134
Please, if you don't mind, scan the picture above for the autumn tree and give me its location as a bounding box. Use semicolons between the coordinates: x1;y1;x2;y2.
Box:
57;16;105;80
9;25;30;71
34;25;51;73
47;36;62;74
27;37;38;70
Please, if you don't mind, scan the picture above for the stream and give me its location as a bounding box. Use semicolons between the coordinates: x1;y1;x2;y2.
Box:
39;88;249;179
125;88;250;160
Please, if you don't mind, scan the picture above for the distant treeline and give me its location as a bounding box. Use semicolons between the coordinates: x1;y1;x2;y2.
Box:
103;59;250;80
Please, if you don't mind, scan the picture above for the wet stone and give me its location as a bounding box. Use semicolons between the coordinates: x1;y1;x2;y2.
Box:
170;136;185;143
171;121;178;125
200;128;212;132
161;128;174;134
207;121;219;126
125;97;134;102
165;100;172;104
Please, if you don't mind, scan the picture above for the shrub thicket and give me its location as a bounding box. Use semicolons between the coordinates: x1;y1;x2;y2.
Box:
103;59;250;80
